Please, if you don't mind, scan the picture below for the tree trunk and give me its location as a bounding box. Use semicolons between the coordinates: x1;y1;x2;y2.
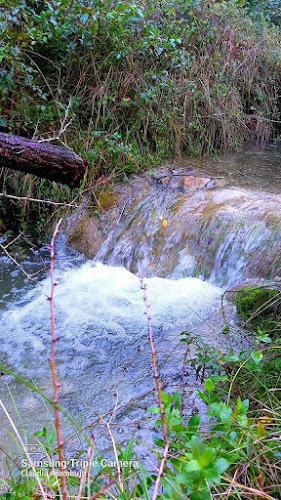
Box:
0;132;87;187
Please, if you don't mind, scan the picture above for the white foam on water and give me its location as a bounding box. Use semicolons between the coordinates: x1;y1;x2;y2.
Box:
0;261;227;451
1;262;223;346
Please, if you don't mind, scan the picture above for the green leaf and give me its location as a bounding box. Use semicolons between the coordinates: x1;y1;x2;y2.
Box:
91;21;98;35
154;437;164;447
204;378;215;393
187;414;201;433
190;435;204;459
210;402;232;422
236;396;249;415
203;465;221;483
209;375;228;382
251;351;263;364
147;406;160;414
122;439;134;461
198;448;216;468
215;457;229;474
173;391;181;409
34;427;47;438
189;488;211;500
196;391;210;404
275;357;281;369
185;458;201;471
161;391;171;404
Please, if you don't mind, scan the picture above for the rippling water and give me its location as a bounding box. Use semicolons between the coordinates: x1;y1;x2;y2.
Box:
2;148;279;459
0;237;234;457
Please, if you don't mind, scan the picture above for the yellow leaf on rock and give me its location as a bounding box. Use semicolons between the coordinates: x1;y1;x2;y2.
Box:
162;219;168;228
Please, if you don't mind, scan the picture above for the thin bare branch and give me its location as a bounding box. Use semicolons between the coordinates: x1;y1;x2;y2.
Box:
140;275;169;500
0;241;42;280
48;218;68;500
0;192;79;207
221;476;277;500
89;478;116;500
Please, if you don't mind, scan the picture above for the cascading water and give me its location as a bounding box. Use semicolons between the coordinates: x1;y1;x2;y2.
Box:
0;237;233;455
93;180;281;288
1;149;281;458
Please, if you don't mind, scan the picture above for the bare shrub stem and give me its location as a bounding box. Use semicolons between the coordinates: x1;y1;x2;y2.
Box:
49;218;68;500
98;391;124;493
140;275;169;500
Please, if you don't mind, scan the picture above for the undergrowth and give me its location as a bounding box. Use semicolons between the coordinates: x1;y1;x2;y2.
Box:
1;336;281;499
0;0;281;237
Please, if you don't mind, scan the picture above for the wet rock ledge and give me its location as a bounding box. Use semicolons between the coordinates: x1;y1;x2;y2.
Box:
66;168;281;287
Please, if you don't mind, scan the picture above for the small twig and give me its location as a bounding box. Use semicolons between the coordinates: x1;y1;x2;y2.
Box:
38;97;73;144
0;242;42;280
3;231;25;250
221;476;276;500
116;199;129;225
140;275;169;500
89;479;116;500
98;391;124;493
48;218;68;500
76;433;94;500
0;192;79;208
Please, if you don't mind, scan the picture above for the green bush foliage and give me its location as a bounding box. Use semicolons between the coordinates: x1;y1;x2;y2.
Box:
1;0;281;165
0;0;281;234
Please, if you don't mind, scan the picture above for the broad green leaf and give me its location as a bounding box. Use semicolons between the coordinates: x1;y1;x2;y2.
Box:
204;378;215;393
251;351;263;364
190;435;204;459
215;457;229;474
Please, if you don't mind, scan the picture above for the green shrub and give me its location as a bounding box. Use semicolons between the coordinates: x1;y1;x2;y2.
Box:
1;0;281;234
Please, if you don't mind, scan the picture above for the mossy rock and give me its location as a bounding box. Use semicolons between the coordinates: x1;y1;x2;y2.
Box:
234;286;281;334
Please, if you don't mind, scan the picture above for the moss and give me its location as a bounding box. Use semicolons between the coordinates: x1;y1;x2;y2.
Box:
67;215;106;259
98;187;119;210
234;286;281;334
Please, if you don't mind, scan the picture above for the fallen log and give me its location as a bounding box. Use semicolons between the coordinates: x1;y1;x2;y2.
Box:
0;132;87;187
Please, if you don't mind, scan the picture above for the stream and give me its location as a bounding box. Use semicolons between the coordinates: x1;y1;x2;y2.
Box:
0;149;281;462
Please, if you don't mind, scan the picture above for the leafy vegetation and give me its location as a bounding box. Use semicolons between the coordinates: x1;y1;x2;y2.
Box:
247;0;281;25
0;0;281;237
1;329;281;499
